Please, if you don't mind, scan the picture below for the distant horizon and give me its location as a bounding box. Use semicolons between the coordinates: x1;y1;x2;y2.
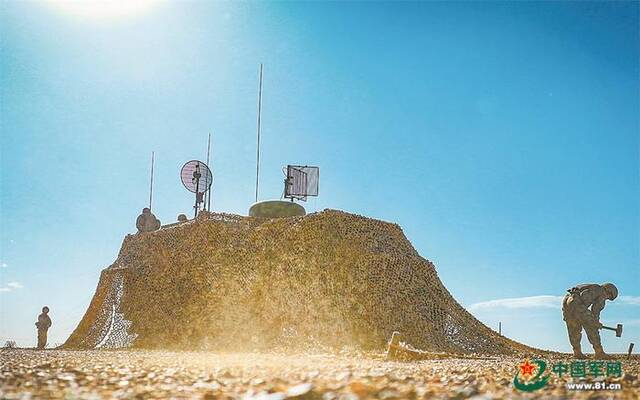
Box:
1;1;638;353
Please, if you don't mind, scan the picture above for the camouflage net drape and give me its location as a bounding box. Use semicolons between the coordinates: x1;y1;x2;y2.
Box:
64;210;536;354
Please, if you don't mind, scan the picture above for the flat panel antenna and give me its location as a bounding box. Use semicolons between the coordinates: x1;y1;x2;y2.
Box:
284;165;319;202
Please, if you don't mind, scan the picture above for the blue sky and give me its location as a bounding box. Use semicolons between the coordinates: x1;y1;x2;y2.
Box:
1;1;638;352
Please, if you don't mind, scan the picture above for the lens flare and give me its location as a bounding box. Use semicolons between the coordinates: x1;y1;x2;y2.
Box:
47;0;159;20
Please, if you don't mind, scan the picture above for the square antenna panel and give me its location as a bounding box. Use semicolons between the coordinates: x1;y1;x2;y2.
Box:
285;165;319;201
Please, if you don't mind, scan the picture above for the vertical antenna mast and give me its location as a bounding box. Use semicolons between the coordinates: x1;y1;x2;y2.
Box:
206;132;212;211
149;151;155;210
255;63;263;203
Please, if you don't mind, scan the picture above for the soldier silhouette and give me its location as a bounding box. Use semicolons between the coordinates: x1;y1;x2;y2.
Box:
562;283;618;359
35;306;52;350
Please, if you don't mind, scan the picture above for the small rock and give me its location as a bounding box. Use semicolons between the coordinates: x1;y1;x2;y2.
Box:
286;383;313;398
347;381;373;398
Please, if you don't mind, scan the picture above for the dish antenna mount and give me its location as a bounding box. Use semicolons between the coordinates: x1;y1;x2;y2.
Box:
284;165;319;202
180;160;213;218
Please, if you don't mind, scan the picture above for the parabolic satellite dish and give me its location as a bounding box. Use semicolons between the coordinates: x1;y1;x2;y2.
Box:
180;160;213;193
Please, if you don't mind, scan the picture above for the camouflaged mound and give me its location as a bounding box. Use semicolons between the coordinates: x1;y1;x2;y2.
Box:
64;210;533;354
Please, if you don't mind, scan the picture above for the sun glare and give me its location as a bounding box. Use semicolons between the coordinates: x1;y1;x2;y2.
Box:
47;0;159;20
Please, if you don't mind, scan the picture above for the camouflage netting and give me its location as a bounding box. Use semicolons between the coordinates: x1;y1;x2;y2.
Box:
64;209;537;354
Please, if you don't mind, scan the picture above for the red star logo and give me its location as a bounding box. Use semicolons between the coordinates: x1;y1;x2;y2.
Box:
520;360;536;377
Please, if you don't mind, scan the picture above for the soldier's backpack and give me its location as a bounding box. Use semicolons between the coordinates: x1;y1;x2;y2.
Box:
567;283;600;296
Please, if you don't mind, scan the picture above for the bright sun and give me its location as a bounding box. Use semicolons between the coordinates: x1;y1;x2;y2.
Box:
47;0;159;20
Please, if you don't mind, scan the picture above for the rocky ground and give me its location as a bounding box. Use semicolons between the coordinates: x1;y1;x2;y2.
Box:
1;349;638;399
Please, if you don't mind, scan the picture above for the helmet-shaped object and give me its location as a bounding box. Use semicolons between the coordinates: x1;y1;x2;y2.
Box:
602;283;618;300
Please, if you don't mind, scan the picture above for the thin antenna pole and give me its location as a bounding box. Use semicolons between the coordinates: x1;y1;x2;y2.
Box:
206;132;212;211
149;151;155;210
255;63;263;203
194;164;201;218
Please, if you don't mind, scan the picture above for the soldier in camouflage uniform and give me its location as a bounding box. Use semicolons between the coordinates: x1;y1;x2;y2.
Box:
562;283;618;359
35;306;52;350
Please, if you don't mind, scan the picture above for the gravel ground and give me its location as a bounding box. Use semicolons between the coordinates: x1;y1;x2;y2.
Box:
1;349;638;399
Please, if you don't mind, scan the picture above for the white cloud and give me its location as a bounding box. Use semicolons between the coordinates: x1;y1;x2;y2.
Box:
618;296;640;306
468;294;640;312
0;262;7;268
0;281;24;293
468;295;563;311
